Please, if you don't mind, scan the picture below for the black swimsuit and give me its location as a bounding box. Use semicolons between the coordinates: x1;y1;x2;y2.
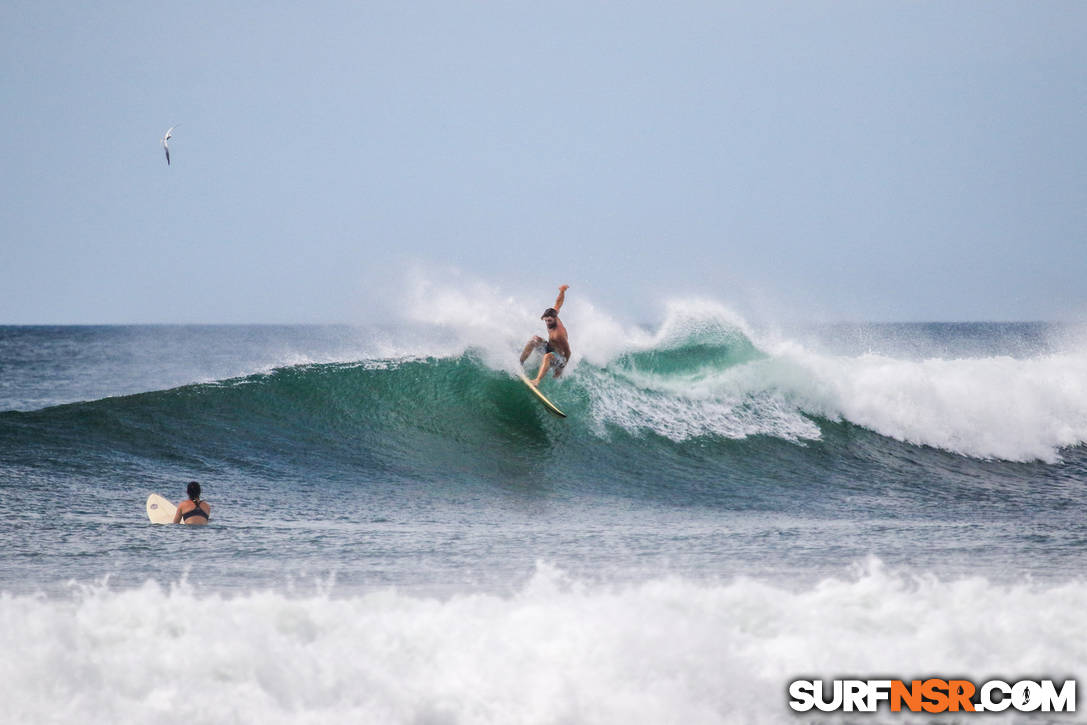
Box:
181;501;209;521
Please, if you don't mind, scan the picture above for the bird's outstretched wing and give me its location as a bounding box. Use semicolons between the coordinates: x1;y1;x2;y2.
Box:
162;126;177;166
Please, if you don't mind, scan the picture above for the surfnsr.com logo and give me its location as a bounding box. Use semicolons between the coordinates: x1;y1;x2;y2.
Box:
788;678;1076;714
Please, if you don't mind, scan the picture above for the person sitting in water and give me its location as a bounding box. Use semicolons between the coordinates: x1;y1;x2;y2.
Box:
173;481;211;525
519;284;572;386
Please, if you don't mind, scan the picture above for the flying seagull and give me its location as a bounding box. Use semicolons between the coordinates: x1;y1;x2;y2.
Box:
161;125;176;165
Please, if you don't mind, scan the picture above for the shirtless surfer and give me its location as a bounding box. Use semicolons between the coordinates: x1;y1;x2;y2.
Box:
520;284;571;386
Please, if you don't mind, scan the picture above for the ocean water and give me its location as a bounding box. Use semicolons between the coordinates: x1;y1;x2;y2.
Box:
2;300;1086;723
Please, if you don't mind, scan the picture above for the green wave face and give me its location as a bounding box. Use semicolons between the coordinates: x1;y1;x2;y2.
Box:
0;329;815;502
4;323;1078;515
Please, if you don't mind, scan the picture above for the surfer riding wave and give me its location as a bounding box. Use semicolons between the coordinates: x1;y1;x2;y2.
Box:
520;284;571;386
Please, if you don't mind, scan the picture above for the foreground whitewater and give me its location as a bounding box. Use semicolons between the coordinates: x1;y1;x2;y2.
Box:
4;561;1085;725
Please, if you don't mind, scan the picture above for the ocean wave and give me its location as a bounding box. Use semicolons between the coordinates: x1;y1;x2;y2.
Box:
3;560;1084;724
403;285;1087;461
781;345;1087;463
4;299;1086;465
576;301;1087;461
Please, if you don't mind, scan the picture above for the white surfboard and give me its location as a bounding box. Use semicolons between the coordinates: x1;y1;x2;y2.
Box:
146;493;177;524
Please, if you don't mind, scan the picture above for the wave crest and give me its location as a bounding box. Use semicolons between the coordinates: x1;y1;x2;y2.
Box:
6;299;1087;463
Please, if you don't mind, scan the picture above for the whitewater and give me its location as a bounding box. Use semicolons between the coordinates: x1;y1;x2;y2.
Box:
2;292;1086;723
5;562;1086;725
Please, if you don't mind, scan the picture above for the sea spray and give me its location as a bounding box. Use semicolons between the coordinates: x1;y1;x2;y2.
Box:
3;561;1085;725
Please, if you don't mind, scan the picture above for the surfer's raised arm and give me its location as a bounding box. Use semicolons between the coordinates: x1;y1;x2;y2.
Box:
554;284;569;312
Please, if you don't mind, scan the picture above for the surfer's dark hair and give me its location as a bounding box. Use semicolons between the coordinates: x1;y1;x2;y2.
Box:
541;308;558;319
187;481;201;501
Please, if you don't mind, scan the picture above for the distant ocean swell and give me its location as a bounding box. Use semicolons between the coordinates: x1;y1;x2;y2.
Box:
3;315;1086;478
3;561;1084;725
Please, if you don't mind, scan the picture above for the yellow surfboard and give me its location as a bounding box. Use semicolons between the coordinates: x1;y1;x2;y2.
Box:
519;373;567;417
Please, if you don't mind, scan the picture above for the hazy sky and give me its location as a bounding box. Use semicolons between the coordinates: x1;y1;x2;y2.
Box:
1;1;1084;324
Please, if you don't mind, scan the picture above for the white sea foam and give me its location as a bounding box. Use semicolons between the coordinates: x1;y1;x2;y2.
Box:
593;314;1087;460
586;301;1087;462
575;298;822;442
4;561;1084;724
778;343;1087;462
580;364;822;443
624;300;1087;461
